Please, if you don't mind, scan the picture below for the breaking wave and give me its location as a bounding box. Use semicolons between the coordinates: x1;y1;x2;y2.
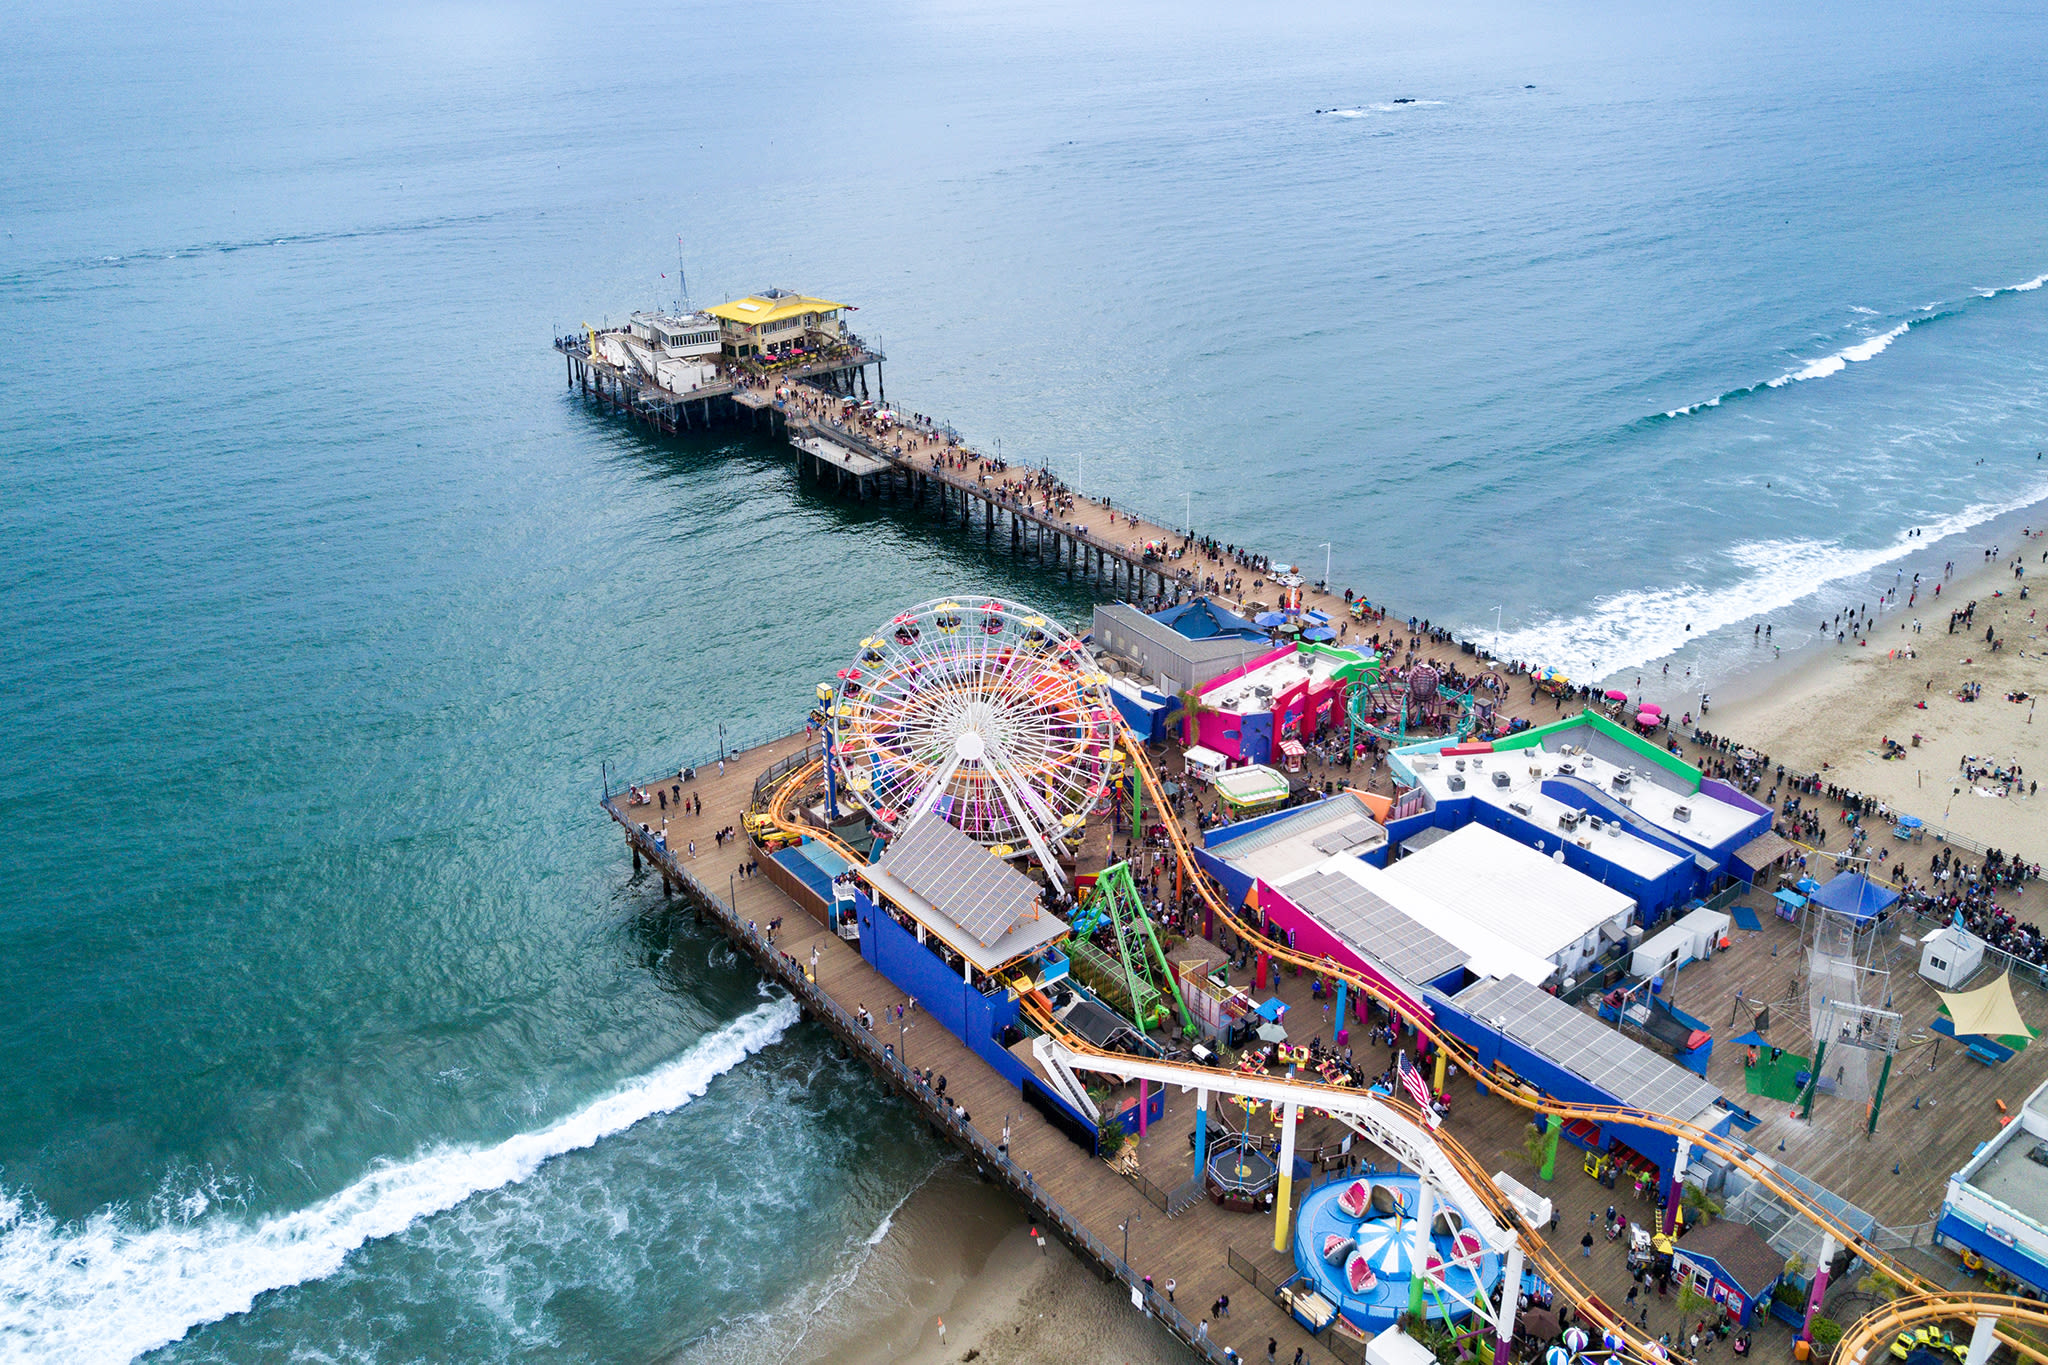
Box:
1660;318;1928;417
1979;272;2047;297
1485;481;2048;680
0;998;799;1363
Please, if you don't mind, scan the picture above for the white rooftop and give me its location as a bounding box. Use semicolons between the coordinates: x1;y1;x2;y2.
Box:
1384;824;1635;968
1278;853;1560;987
1204;793;1387;888
1407;742;1752;853
1200;647;1355;717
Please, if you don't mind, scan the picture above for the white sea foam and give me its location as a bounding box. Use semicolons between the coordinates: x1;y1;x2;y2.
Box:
0;998;799;1364
1322;99;1442;118
1764;320;1910;387
1661;317;1919;416
1486;481;2048;681
1979;273;2047;297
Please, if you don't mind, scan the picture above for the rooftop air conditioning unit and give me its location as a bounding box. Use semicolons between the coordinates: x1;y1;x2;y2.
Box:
1509;801;1532;816
1557;762;1576;775
1559;810;1584;831
1672;804;1692;823
1588;815;1605;831
1448;775;1466;792
1455;758;1467;772
1492;771;1511;788
1611;771;1632;789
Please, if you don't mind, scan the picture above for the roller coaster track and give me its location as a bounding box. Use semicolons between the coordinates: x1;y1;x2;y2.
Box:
753;738;2044;1363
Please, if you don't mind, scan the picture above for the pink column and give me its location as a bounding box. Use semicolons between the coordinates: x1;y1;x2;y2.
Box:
1138;1080;1150;1136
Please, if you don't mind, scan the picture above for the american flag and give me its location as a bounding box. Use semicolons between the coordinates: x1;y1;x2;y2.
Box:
1399;1051;1439;1127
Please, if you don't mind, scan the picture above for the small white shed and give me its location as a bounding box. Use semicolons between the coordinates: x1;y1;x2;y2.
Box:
1919;923;1985;990
1631;922;1693;980
1672;906;1732;962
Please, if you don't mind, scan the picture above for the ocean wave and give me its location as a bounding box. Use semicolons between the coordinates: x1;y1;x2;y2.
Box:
1979;272;2047;296
1660;317;1926;416
0;998;799;1364
1318;99;1443;118
1485;480;2048;680
1763;319;1911;386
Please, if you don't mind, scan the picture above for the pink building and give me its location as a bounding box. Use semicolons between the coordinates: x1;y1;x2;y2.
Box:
1187;643;1376;765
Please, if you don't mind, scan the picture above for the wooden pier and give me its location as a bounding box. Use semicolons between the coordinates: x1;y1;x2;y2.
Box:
565;316;2048;1364
601;725;2048;1365
557;332;1251;611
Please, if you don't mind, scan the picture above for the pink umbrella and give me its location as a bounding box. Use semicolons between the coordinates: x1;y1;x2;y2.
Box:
1640;702;1663;714
1604;689;1628;702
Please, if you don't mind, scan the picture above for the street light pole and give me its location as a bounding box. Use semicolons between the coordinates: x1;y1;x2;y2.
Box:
1120;1209;1141;1266
1319;542;1331;591
1493;605;1503;655
1184;492;1191;537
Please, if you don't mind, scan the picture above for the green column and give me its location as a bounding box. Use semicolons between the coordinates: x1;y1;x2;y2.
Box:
1800;1038;1828;1121
1867;1051;1894;1136
1539;1113;1560;1182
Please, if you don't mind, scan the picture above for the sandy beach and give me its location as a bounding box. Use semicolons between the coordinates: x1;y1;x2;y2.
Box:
1716;545;2048;855
679;1157;1184;1365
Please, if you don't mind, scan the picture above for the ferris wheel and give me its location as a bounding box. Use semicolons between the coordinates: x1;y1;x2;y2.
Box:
827;596;1118;886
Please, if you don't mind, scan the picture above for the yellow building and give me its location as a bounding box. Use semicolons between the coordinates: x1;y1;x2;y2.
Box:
706;288;849;361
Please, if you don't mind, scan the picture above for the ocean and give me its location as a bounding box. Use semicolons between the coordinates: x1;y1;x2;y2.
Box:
1;0;2044;1358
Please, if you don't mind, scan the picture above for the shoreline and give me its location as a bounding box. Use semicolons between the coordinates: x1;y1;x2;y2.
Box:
1709;538;2047;854
1558;493;2048;716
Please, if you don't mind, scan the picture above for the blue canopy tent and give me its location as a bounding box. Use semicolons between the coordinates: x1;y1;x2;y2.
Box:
1808;872;1900;923
1150;597;1267;641
1255;611;1291;628
1303;626;1337;642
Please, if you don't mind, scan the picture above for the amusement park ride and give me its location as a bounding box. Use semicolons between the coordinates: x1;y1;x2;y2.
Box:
1065;861;1197;1038
769;591;2046;1365
821;595;1117;891
1346;660;1504;749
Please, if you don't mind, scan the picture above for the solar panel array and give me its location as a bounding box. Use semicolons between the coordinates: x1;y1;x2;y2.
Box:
1286;871;1466;988
877;814;1042;947
1311;818;1385;857
1208;793;1381;859
1456;975;1722;1122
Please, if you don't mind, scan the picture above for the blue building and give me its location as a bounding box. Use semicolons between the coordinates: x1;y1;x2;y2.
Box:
1430;974;1737;1200
1390;712;1773;925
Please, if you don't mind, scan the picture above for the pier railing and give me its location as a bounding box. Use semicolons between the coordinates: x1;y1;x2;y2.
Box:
603;797;1234;1363
602;729;808;802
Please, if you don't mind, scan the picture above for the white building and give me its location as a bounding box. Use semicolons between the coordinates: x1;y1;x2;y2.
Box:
1919;923;1987;990
1384;824;1636;983
1936;1075;2048;1291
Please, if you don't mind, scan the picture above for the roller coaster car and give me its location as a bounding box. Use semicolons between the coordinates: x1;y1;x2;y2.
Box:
1891;1328;1963;1362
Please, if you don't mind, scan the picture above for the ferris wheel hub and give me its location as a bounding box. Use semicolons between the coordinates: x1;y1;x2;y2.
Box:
955;729;988;760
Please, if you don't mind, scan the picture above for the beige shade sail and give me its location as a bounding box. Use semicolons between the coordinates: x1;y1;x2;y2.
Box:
1938;972;2038;1041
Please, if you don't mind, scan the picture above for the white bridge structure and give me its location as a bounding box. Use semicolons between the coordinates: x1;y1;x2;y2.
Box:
1035;1036;1529;1349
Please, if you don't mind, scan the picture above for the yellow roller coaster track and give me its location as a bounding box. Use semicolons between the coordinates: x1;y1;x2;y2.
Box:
753;734;2044;1364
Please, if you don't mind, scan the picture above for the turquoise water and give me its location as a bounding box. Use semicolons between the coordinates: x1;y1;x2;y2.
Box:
2;1;2046;1358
